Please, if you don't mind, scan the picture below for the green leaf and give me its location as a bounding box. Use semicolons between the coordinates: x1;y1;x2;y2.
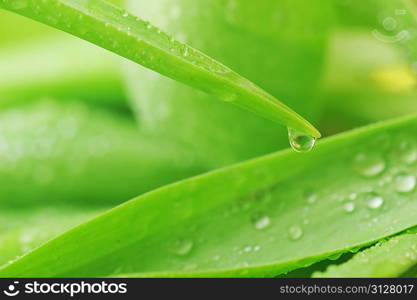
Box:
0;100;206;208
0;35;125;110
126;0;332;166
0;0;320;139
314;230;417;277
3;113;417;277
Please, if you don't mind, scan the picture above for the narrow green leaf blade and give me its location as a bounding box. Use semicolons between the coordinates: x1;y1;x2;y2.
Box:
125;0;332;166
0;0;320;137
2;114;417;277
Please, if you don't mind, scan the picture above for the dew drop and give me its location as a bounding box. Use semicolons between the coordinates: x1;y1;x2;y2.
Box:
169;239;193;255
251;214;271;230
122;11;129;17
366;193;384;209
288;225;303;241
287;128;316;153
343;202;355;213
349;193;357;200
243;246;252;253
394;173;416;193
352;153;386;177
396;140;417;164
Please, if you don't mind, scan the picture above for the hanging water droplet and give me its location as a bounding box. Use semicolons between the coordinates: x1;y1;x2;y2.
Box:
343;202;355;213
288;225;303;241
169;239;193;255
365;193;384;209
251;214;271;230
394;173;416;193
122;11;129;17
352;153;386;177
287;128;316;153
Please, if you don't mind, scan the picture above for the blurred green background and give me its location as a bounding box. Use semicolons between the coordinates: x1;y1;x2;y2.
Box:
1;0;417;263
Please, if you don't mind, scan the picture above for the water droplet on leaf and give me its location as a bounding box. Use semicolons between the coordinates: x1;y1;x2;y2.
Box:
243;246;252;253
394;173;416;193
396;140;417;164
343;202;355;213
288;225;303;241
169;239;193;255
251;214;271;230
366;193;384;209
288;128;316;153
352;153;385;177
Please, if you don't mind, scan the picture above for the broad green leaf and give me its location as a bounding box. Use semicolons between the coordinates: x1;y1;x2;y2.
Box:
0;35;126;110
0;100;206;208
314;230;417;277
0;0;320;140
126;0;332;166
3;114;417;277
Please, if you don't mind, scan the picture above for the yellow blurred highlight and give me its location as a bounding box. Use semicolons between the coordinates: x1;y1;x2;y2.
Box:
370;66;416;93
